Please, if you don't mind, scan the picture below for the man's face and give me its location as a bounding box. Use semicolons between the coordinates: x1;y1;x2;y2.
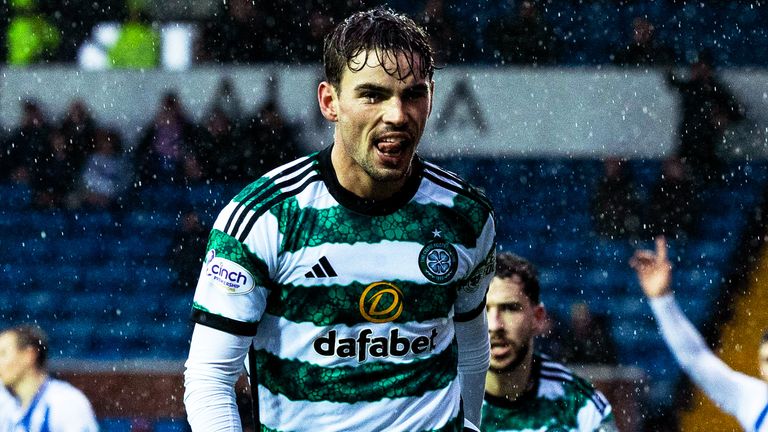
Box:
486;276;545;372
759;342;768;382
0;332;31;389
323;50;433;190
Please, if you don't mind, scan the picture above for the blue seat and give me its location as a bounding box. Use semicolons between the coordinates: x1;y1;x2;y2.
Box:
154;419;191;432
99;418;132;432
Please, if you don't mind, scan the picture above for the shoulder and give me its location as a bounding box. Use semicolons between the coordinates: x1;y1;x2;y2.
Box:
215;153;323;239
537;356;611;416
420;159;494;216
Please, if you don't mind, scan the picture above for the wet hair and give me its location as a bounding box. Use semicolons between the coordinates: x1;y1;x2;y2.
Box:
495;252;541;305
5;325;48;369
323;6;435;89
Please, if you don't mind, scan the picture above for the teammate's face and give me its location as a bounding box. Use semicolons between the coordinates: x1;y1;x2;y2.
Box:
319;50;433;198
759;342;768;382
486;276;545;372
0;332;33;389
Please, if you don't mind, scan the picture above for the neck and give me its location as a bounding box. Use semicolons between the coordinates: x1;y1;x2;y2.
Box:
13;370;47;409
330;141;407;200
485;349;535;401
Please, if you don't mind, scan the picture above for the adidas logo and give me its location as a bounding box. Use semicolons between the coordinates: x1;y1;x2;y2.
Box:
305;256;337;278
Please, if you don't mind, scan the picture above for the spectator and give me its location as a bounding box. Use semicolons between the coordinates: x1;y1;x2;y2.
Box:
78;128;131;210
483;0;559;66
238;100;302;178
667;50;745;184
107;7;160;69
612;16;675;67
59;99;98;170
561;301;618;365
198;0;279;64
0;100;51;184
207;77;244;126
167;209;208;291
0;325;98;432
417;0;474;64
5;0;60;65
195;106;244;182
135;92;200;185
30;129;79;209
646;156;698;239
591;157;642;239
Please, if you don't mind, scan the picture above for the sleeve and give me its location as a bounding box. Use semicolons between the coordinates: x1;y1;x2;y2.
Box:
48;386;98;432
454;213;495;322
455;212;495;426
455;311;490;427
191;200;277;336
184;324;253;432
649;294;768;428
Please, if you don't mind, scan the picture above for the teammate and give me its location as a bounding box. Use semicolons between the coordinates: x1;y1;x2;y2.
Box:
482;253;616;431
183;7;496;432
630;236;768;432
0;325;98;432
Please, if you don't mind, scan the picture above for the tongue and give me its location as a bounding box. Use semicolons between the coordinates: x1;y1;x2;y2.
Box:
377;141;402;154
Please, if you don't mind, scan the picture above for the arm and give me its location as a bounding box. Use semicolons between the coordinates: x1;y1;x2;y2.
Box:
631;237;766;424
455;214;495;426
455;309;490;427
184;324;252;431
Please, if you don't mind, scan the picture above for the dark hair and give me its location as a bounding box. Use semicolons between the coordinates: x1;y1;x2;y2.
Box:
762;330;768;345
495;252;541;304
6;325;48;369
323;6;435;89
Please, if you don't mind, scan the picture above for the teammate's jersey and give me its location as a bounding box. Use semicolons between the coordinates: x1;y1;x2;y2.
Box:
481;354;615;432
191;147;496;432
0;378;98;432
650;295;768;432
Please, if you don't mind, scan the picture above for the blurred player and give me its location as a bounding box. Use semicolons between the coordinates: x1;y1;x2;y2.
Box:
631;236;768;432
482;253;616;431
183;6;496;431
0;325;98;432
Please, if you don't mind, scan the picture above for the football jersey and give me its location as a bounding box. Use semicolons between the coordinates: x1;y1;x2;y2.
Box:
191;146;496;432
481;354;615;432
0;379;98;432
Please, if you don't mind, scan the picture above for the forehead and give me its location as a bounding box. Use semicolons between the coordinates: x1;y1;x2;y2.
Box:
0;332;17;348
340;49;429;87
488;276;530;305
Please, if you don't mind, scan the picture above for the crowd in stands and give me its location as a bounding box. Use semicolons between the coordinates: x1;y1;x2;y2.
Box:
3;0;768;67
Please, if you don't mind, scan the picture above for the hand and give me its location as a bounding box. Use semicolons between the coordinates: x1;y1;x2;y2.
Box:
629;236;672;298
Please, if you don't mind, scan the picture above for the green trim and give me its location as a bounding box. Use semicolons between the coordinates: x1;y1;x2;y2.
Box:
255;342;457;403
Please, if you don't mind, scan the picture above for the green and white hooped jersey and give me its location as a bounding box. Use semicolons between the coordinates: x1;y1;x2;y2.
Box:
191;147;496;432
481;355;616;432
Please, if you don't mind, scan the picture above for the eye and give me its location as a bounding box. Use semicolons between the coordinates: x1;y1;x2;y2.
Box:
361;92;383;104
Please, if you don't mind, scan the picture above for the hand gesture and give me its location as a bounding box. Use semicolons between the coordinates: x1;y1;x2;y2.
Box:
629;236;673;298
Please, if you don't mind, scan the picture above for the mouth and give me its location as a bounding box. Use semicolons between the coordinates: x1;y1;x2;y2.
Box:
490;339;512;357
374;133;412;162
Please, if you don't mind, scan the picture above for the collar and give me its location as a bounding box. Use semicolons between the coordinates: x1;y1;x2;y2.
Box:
317;145;423;216
484;354;542;408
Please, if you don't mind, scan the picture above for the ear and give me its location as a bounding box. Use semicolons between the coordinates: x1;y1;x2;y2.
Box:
532;304;548;336
427;80;435;117
318;81;339;122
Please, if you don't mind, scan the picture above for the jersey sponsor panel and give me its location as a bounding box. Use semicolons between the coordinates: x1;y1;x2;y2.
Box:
252;313;455;367
256;381;462;432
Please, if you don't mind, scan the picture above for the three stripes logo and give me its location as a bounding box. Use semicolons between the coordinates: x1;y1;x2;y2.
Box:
305;256;337;278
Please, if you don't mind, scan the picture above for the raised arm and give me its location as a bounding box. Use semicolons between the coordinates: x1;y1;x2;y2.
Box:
630;236;766;425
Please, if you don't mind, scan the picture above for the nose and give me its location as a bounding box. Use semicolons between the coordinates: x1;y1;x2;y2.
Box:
382;97;407;127
487;308;503;332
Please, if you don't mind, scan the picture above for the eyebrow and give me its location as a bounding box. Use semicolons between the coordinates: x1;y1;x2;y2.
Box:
353;82;430;95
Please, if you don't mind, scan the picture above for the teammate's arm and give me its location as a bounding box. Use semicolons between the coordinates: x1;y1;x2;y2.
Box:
184;324;252;432
630;236;765;423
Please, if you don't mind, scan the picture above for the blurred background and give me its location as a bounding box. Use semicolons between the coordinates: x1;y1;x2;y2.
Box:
2;0;768;430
